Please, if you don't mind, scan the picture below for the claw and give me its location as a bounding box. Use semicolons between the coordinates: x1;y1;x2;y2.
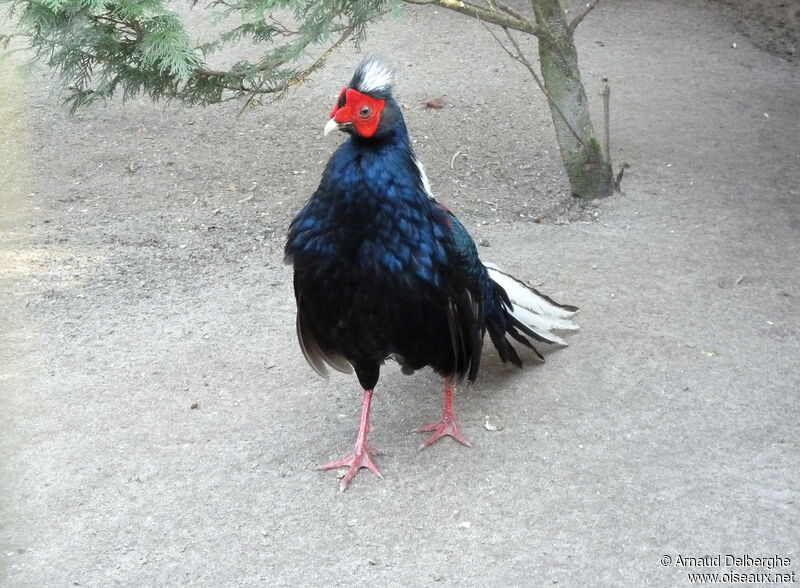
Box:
413;379;471;450
414;414;472;450
319;389;382;491
319;448;383;491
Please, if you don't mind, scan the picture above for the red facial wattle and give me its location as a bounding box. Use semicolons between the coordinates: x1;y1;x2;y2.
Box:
329;87;346;118
329;88;385;138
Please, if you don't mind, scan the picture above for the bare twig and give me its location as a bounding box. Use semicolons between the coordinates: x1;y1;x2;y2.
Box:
92;13;143;38
614;162;629;191
484;0;528;22
568;0;601;35
237;91;261;118
94;14;136;31
601;77;610;164
267;15;300;36
404;0;538;36
484;24;588;150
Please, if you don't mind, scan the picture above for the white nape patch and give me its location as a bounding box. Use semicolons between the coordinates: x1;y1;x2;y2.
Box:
356;57;395;94
413;157;437;202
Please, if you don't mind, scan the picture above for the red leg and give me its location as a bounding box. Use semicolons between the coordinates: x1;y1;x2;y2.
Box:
319;389;383;491
413;379;472;449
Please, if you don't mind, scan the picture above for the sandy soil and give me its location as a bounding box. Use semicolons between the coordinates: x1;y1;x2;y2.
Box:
2;0;799;585
715;0;800;60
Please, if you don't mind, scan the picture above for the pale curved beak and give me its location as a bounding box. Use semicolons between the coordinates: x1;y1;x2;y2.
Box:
323;118;341;137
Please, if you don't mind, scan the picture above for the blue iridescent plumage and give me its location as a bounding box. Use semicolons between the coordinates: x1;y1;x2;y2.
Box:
284;57;578;489
286;103;490;385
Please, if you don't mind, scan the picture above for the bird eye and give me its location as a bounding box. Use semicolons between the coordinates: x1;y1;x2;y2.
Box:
359;105;372;117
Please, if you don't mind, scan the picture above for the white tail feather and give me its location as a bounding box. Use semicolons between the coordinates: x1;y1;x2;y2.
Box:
484;262;579;346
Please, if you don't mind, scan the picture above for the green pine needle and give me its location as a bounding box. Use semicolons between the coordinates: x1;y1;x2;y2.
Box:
0;0;390;109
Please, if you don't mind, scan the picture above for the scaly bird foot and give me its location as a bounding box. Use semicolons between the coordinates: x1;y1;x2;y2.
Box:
413;414;472;450
318;444;383;491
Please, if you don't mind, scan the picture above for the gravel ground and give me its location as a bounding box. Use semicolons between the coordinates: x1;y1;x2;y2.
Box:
2;0;799;585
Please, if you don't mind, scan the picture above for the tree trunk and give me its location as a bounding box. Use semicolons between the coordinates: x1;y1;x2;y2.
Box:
533;0;613;199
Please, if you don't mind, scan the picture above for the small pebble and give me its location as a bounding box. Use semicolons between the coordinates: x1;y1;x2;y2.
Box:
425;97;444;109
484;416;504;432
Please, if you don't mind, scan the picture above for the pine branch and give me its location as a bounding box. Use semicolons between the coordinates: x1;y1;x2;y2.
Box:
6;0;386;108
199;21;356;96
288;23;355;89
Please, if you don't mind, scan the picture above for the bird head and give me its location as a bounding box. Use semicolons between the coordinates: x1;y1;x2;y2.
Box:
324;56;399;140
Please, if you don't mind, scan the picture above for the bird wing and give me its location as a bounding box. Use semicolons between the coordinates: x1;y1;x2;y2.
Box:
295;292;353;378
438;208;486;383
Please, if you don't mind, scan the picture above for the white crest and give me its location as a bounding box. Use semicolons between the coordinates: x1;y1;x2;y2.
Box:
352;56;395;95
